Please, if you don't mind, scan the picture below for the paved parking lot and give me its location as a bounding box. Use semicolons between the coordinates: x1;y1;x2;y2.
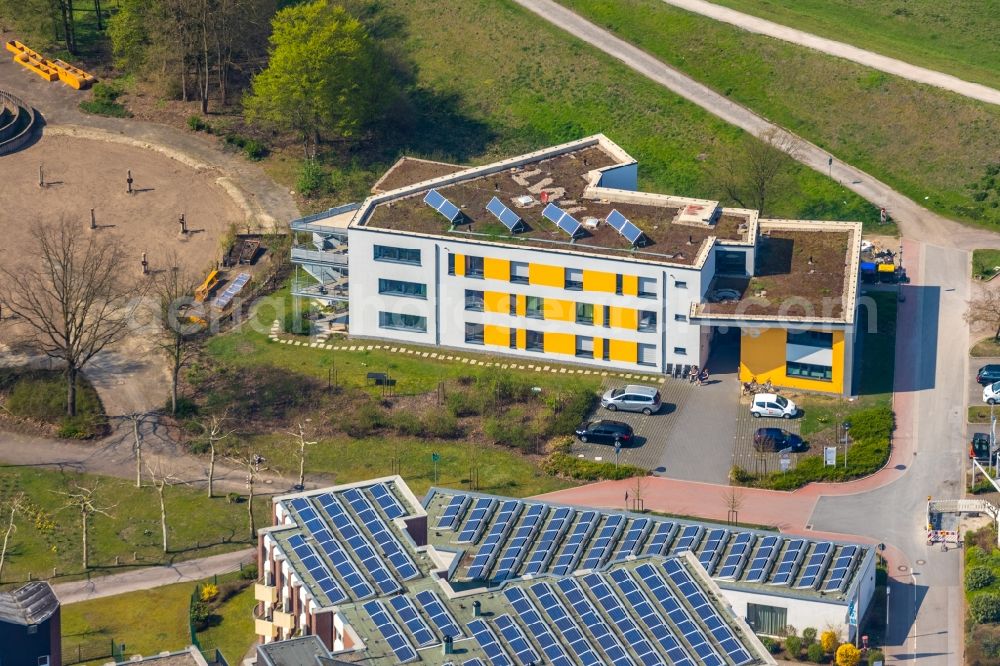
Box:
969;356;997;408
732;395;805;474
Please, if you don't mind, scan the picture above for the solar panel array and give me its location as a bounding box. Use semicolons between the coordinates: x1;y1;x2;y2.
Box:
423;189;463;223
212;272;250;309
457;498;497;543
824;545;860;593
797;541;834;590
288;498;372;600
698;528;730;575
343;488;420;581
557;577;635;666
286;533;347;604
369;483;406;519
492;503;547;581
580;514;627;570
522;506;574;575
550;510;599;575
437;494;470;531
414;590;463;639
486;197;527;233
315;493;399;595
494;614;540;665
467;500;523;579
542;203;583;238
770;539;808;586
606;209;647;246
363;600;417;663
468;619;513;666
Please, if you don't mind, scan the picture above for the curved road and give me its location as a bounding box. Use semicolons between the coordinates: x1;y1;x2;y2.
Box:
656;0;1000;107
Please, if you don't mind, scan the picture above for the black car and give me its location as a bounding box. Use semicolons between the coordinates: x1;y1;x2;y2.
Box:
978;365;1000;386
575;420;634;445
971;433;992;462
753;427;805;453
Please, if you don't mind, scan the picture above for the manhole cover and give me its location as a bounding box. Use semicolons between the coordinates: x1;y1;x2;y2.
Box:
916;559;926;565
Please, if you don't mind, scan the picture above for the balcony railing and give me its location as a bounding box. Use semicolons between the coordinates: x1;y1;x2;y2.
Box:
289;203;359;233
291;277;349;302
291;246;348;266
254;582;277;604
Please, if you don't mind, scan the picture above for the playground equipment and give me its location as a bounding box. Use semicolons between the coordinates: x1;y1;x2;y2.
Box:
194;270;220;303
5;40;96;90
0;89;37;156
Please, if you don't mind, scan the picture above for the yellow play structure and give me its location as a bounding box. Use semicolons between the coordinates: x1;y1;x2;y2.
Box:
5;40;96;90
194;270;220;303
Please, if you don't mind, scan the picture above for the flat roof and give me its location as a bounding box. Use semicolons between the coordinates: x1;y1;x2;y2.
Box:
371;157;466;194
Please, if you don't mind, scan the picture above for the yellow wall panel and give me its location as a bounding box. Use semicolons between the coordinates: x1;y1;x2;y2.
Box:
484;325;509;347
543;332;575;356
739;328;845;394
594;305;605;327
515;294;526;317
528;263;564;288
516;328;526;349
544;299;574;322
608;339;638;364
583;270;616;293
453;254;465;277
483;291;508;314
484;257;510;281
622;274;639;296
608;306;638;330
594;338;605;360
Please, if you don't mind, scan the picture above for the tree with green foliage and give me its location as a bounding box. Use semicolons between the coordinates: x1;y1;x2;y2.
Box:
244;0;394;157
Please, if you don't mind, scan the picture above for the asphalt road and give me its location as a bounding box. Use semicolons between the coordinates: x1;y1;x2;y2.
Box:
656;0;1000;107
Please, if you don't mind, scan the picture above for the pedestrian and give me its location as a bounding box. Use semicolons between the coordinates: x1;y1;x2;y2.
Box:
689;364;699;384
698;367;710;386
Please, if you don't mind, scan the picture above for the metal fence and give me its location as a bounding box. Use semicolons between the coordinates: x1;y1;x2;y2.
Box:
62;639;123;665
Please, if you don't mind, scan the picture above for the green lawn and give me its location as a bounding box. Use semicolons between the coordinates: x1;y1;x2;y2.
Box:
705;0;1000;91
0;468;265;585
973;249;1000;280
556;0;1000;230
196;579;258;664
0;368;106;439
972;336;1000;358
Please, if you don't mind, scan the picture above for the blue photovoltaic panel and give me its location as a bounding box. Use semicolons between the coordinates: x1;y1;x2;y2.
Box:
580;514;627;570
550;510;599;575
824;545;860;593
697;528;730;576
486;197;526;233
769;538;808;586
635;563;725;666
581;573;662;666
662;559;754;666
389;595;437;647
643;521;679;557
717;532;756;580
286;533;347;604
315;493;400;595
457;498;497;543
415;590;463;639
797;541;834;590
606;209;646;246
369;483;406;519
608;568;694;666
522;506;575;575
556;577;636;666
462;661;486;666
744;535;781;584
670;524;705;556
343;488;421;581
494;614;540;665
542;203;583;238
467;500;523;580
504;587;573;666
288;498;372;600
212;272;251;309
363;600;417;663
423;189;463;223
612;518;653;563
437;494;471;531
467;619;513;666
493;503;548;581
529;582;603;666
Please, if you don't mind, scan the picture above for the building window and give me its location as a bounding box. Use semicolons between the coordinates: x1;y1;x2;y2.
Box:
638;310;657;332
27;626;38;635
716;249;747;275
509;294;517;316
602;342;610;361
638;277;657;298
576;302;594;325
638;343;657;367
378;278;426;299
465;256;484;278
465;289;484;311
565;267;584;291
746;602;788;637
576;336;594;359
37;659;50;666
786;361;833;381
510;261;529;284
465;323;485;345
674;347;687;355
602;305;611;328
378;311;427;333
526;296;543;319
675;280;688;289
447;253;456;275
509;328;517;349
526;330;544;351
374;245;420;265
674;314;687;322
787;330;834;349
615;274;624;295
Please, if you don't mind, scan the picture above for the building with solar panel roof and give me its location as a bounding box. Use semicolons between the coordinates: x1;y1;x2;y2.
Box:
290;135;864;396
253;476;874;664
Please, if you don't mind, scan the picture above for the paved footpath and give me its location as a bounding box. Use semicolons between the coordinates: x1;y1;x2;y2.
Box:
654;0;1000;107
52;548;255;604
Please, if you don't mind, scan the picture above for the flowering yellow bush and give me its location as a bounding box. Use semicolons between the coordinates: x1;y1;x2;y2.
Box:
820;629;839;654
200;583;219;602
835;642;861;666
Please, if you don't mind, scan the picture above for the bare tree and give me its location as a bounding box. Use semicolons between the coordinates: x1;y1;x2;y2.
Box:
289;422;317;490
627;474;647;512
199;412;235;498
0;493;28;582
715;128;800;215
54;483;115;569
0;220;142;416
723;487;744;526
146;458;180;553
152;261;203;415
226;447;267;540
967;289;1000;341
119;412;150;488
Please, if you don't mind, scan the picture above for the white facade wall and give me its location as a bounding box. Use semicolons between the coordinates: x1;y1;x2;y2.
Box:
720;588;851;638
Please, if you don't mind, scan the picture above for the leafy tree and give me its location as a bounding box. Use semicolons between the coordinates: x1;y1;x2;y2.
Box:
107;0;151;71
244;0;395;157
835;642;861;666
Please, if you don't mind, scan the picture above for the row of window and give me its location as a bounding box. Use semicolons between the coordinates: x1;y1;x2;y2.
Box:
462;324;662;365
787;330;834;349
464;290;661;331
786;360;833;381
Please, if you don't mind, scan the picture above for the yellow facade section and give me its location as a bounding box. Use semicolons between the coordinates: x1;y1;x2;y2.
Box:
484;325;509;347
622;275;639;296
544;298;575;322
608;306;638;330
544;332;575;356
739;328;845;394
484;291;508;314
608;339;638;364
528;263;564;288
583;270;616;293
515;294;526;317
484;257;510;281
594;338;605;360
516;328;526;349
453;253;465;277
594;306;606;327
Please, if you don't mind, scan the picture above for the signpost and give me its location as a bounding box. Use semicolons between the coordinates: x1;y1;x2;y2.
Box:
431;453;440;484
614;441;622;469
779;453;791;473
824;446;837;467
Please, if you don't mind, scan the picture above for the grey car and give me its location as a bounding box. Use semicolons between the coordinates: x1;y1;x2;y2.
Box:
601;384;662;415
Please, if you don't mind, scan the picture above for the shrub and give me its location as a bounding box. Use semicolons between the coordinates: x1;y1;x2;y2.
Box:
200;583;219;602
57;417;93;439
758;636;780;653
243;139;267;160
241;563;258;580
297;160;327;197
167;396;199;418
226;492;242;504
730;465;755;484
423;411;461;439
967;565;996;591
835;642;860;666
484;409;539;451
190;601;212;630
806;642;824;663
187;115;209;131
544;388;597;436
392;411;424;437
802;627;817;647
342;402;387;438
970;592;1000;623
970;478;996;494
446;389;483;417
820;630;839;653
845;406;894;442
543;453;645;481
866;649;884;665
79;82;129;117
785;635;802;658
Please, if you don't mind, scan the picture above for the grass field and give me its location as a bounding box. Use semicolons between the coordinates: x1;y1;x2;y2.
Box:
973;249;1000;280
706;0;1000;91
973;337;1000;358
195;578;258;664
556;0;1000;230
0;468;264;585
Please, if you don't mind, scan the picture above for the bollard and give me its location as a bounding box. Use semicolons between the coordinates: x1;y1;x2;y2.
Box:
90;208;96;230
141;252;149;276
38;164;44;188
127;169;134;195
179;214;188;234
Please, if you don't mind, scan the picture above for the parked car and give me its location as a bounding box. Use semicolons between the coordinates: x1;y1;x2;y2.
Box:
575;420;634;445
749;393;798;419
601;385;662;415
971;433;992;463
978;365;1000;386
984;381;1000;405
753;428;806;453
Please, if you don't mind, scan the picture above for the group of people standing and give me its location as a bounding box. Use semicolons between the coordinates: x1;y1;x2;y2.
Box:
688;365;709;386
